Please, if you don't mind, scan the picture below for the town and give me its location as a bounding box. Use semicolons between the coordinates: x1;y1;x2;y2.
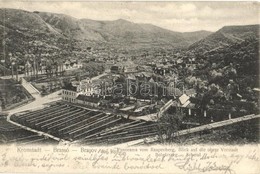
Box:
0;7;259;145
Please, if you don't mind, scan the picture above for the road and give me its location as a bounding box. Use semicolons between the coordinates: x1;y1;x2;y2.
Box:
3;72;109;115
5;77;61;115
1;73;25;80
2;73;107;144
91;73;108;80
10;76;61;114
7;90;61;116
0;71;45;80
5;78;63;143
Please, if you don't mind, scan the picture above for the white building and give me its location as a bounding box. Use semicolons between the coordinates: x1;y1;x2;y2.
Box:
62;85;80;103
63;60;83;70
79;78;94;96
62;78;94;103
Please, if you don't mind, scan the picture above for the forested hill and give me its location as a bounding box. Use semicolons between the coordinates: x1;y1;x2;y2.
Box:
0;8;211;55
189;24;259;53
178;26;259;105
190;25;259;83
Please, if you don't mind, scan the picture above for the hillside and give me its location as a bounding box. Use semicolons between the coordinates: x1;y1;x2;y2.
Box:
183;24;259;82
177;25;259;108
39;12;211;48
0;8;211;53
0;8;214;72
0;9;61;55
0;9;50;33
182;30;213;44
189;25;259;52
36;12;105;41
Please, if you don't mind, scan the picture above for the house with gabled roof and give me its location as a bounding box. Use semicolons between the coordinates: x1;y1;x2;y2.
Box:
76;95;100;107
63;59;83;70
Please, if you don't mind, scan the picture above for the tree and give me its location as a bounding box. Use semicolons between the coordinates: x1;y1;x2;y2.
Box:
209;99;215;105
75;73;81;81
208;83;219;94
212;63;217;69
48;82;53;92
41;85;47;95
63;78;72;88
157;109;185;143
226;80;239;100
45;60;53;78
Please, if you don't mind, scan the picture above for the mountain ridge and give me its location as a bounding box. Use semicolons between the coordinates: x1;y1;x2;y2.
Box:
0;8;259;61
188;24;259;52
31;8;210;46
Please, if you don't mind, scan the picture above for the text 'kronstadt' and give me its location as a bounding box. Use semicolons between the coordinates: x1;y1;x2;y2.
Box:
17;147;42;153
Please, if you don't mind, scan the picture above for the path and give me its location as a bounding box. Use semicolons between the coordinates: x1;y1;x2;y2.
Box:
0;71;44;80
21;78;40;96
4;77;63;143
91;73;108;80
6;77;61;115
7;89;61;116
5;89;64;143
128;100;174;122
5;72;109;115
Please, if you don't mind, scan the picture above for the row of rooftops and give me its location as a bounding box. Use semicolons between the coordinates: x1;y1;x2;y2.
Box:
62;84;78;92
76;95;100;104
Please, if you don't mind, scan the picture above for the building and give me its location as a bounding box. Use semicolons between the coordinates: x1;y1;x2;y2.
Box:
126;74;136;81
76;95;100;107
62;85;80;103
63;59;83;70
154;66;167;75
62;78;94;103
110;65;124;74
185;88;197;97
179;94;190;106
80;78;94;96
139;72;153;81
123;60;137;73
167;86;182;97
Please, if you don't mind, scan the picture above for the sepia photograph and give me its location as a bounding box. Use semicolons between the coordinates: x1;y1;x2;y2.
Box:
0;1;259;173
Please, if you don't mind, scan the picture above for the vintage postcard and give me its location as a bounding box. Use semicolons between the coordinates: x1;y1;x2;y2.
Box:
0;1;259;174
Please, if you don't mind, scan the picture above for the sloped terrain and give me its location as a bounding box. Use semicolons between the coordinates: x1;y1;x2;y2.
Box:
189;24;259;52
0;8;211;55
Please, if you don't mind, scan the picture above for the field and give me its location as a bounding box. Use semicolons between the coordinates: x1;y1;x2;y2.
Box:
11;102;158;145
0;118;58;145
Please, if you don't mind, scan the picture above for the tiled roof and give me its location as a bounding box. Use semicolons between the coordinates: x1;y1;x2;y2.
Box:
76;95;100;103
142;72;153;78
127;74;136;80
167;87;182;97
182;100;191;107
179;94;190;105
185;89;196;96
62;85;77;92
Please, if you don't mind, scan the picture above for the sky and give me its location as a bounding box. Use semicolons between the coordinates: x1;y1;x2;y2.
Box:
0;1;259;32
